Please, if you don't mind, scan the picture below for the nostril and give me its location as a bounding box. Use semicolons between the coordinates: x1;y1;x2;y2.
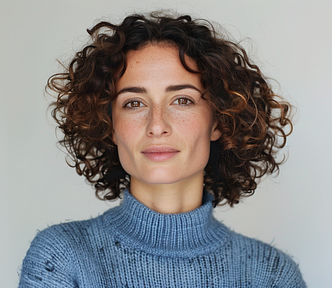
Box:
149;130;168;135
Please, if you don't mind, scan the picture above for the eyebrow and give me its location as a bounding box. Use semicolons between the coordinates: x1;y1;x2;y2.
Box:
116;84;202;96
116;86;147;96
165;84;202;93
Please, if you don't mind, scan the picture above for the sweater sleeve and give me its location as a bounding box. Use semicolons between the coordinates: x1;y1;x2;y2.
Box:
272;252;306;288
18;226;78;288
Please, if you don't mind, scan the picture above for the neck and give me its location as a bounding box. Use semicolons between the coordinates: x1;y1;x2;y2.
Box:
130;172;204;214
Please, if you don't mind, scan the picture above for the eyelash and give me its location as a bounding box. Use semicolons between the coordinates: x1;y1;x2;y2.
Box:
123;97;194;109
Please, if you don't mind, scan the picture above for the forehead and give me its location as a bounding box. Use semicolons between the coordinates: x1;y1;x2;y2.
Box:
117;44;201;90
127;44;198;69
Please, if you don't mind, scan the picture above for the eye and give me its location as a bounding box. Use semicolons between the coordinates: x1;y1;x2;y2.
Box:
123;100;145;108
173;97;194;106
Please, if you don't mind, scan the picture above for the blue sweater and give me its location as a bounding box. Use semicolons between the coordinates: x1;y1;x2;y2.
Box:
19;190;305;287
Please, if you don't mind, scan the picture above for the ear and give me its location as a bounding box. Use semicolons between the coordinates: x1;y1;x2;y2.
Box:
210;121;222;141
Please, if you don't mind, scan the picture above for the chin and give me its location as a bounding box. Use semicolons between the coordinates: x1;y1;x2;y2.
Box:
134;167;204;186
141;173;183;185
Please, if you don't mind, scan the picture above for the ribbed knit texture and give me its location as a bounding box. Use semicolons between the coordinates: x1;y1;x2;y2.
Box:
19;190;306;287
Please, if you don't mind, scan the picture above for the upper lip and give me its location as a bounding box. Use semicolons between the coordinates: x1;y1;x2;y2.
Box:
141;146;180;153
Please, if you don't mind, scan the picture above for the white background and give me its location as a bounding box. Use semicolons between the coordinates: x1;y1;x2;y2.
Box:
2;0;331;287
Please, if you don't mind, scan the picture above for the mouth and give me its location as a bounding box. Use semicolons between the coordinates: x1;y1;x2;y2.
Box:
141;146;179;162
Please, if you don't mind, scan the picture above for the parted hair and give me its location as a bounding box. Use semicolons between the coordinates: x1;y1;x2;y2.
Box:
48;12;292;207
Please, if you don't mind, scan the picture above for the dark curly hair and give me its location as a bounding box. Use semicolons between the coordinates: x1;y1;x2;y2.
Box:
48;12;292;207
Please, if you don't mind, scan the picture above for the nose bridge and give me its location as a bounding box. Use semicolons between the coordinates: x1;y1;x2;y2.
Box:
147;102;171;136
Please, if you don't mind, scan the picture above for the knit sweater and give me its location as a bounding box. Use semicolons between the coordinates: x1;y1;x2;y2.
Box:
19;190;306;287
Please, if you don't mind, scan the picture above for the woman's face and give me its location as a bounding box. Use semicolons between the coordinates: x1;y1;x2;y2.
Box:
112;44;221;187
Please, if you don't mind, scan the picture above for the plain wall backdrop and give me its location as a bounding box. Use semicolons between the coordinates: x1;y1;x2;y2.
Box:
2;0;331;287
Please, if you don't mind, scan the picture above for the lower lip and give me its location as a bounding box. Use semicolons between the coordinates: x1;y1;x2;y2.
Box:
142;152;178;162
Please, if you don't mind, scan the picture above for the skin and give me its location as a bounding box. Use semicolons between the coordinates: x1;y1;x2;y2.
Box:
112;44;221;214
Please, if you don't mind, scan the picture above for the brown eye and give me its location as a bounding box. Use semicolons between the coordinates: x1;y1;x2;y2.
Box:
174;97;193;106
124;100;144;108
178;98;188;105
131;101;140;107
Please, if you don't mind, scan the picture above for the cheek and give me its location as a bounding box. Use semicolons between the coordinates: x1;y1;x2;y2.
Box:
176;110;213;144
176;115;212;166
113;118;141;174
113;113;144;146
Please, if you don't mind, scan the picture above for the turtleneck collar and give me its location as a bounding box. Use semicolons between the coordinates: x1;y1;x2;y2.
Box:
103;190;229;257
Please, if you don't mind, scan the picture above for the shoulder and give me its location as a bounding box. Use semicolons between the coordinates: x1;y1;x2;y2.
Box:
226;231;306;287
19;211;111;287
28;207;119;256
31;212;105;246
21;213;105;266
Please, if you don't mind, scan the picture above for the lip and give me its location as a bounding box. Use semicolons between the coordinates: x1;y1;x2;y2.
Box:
141;146;179;162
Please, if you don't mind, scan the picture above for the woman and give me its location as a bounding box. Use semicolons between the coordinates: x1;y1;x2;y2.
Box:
19;12;306;287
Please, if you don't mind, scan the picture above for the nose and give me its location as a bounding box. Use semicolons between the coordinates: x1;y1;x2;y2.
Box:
146;105;171;137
